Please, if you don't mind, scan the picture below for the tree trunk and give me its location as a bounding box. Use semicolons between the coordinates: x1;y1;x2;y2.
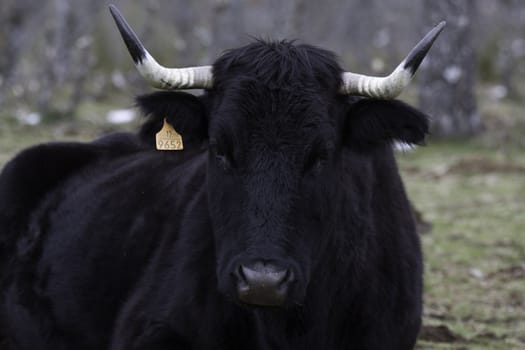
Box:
0;0;38;104
37;0;98;117
418;0;481;138
495;0;525;99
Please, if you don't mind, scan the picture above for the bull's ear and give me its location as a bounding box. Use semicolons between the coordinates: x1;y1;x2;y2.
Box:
136;91;208;149
344;99;429;148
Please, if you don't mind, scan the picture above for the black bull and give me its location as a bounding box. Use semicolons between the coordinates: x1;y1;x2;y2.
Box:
0;20;434;350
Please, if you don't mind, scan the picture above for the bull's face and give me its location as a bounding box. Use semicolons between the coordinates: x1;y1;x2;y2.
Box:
207;64;343;307
111;5;441;308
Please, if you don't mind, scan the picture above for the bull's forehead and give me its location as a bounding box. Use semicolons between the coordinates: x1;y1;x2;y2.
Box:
211;82;333;147
208;40;343;164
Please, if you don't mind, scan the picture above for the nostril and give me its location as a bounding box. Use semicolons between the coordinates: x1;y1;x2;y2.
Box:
278;269;293;288
236;264;246;280
235;265;249;287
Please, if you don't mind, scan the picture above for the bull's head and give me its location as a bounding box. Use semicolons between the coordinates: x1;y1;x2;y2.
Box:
110;6;443;308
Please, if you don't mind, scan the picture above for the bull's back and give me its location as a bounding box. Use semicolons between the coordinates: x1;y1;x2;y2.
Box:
0;133;143;267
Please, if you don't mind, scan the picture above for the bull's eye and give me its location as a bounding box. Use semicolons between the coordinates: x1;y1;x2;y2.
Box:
304;141;333;174
304;150;328;174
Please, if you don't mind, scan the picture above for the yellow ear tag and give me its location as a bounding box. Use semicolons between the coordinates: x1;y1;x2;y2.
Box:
156;118;184;151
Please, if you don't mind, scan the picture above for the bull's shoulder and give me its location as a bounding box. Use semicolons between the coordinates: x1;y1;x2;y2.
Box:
1;132;141;205
0;142;92;216
0;133;144;249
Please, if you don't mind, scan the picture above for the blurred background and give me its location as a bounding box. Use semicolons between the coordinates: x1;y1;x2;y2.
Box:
0;0;524;348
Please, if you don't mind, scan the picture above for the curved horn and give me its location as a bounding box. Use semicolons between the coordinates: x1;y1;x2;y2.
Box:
109;5;213;90
340;21;446;98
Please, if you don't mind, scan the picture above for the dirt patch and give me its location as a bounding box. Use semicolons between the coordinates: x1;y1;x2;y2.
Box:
473;331;505;341
487;264;525;281
446;157;525;175
419;325;465;343
402;156;525;180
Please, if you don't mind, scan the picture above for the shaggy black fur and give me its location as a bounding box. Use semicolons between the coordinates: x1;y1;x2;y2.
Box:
0;40;428;350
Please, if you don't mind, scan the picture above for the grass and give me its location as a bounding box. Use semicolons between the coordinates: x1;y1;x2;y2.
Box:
399;138;525;348
1;95;524;349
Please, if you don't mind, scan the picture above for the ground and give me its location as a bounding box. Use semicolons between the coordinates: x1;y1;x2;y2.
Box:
0;95;524;349
404;95;525;349
400;140;525;349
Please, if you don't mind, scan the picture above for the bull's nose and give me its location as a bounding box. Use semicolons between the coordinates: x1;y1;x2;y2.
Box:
236;261;293;306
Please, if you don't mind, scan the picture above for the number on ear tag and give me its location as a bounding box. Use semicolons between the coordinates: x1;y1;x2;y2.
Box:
156;118;184;151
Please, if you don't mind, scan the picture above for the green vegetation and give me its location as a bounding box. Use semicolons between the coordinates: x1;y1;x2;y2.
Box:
405;95;525;349
0;95;524;349
400;139;525;349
